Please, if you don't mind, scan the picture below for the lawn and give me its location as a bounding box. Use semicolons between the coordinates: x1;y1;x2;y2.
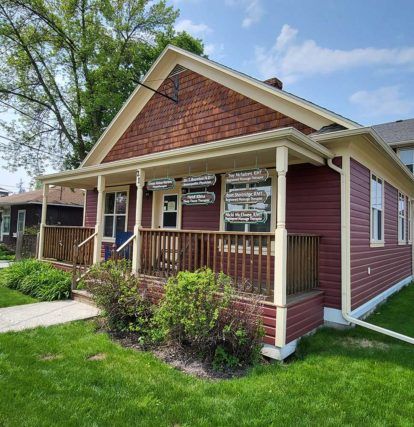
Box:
0;286;38;308
0;285;413;426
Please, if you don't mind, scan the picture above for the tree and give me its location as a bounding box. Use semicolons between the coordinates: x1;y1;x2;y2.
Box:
0;0;204;177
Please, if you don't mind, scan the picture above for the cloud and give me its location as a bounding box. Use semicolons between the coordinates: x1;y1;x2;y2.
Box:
242;0;263;28
204;43;225;58
175;19;212;36
349;86;414;118
254;24;414;83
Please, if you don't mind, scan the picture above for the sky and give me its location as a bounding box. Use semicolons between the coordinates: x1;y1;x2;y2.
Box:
1;0;414;190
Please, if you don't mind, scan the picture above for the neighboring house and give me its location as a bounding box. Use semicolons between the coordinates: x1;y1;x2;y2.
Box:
373;118;414;173
0;187;10;197
36;46;414;359
0;187;84;247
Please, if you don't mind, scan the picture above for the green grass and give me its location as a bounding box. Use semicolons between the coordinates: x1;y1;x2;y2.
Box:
0;285;38;308
0;285;413;426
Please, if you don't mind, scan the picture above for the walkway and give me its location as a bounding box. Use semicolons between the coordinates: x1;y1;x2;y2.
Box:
0;300;100;333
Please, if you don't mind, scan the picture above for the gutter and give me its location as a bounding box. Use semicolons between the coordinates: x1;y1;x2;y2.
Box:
327;158;414;345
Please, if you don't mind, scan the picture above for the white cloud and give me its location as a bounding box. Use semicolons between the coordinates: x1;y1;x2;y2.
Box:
175;19;212;36
254;24;414;83
242;0;263;28
204;43;225;58
349;86;414;117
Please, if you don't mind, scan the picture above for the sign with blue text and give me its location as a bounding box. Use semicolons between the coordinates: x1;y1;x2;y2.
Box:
147;177;175;191
182;174;216;189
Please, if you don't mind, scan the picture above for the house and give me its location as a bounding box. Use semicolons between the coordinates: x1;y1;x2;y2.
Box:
36;46;414;359
0;187;10;197
0;187;85;248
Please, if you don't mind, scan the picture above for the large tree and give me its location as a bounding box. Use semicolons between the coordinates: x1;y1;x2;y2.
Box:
0;0;204;176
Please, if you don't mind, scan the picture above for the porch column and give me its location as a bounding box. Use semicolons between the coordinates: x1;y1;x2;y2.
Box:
37;183;49;260
274;145;288;348
132;169;146;273
93;175;106;264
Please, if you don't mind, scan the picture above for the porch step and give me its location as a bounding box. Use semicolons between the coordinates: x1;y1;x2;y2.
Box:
71;289;95;307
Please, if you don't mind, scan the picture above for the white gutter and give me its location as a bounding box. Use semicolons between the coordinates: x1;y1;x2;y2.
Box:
327;158;414;345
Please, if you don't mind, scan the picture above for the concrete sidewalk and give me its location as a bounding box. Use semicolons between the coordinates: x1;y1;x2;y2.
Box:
0;300;100;333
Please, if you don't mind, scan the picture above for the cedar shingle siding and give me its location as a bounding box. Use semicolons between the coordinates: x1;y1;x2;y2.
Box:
103;70;315;163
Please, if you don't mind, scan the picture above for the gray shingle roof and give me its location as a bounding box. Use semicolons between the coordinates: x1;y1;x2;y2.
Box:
372;118;414;144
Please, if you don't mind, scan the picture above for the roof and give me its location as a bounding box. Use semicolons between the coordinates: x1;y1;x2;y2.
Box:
0;187;10;194
0;187;84;207
372;118;414;145
80;44;360;167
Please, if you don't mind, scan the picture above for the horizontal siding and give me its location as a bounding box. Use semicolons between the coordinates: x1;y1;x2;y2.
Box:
350;158;412;309
286;292;324;343
84;190;97;227
286;162;342;309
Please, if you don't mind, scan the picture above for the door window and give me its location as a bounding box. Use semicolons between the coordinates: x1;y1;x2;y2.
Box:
162;195;178;228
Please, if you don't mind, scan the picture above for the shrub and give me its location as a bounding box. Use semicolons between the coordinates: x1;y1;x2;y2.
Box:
155;269;264;370
0;244;14;261
85;260;154;338
0;259;71;300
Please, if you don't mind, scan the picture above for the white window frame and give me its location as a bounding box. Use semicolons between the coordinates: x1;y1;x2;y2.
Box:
162;193;179;229
370;173;384;247
398;191;407;244
408;199;412;245
102;186;129;242
0;207;11;241
16;209;26;234
397;148;414;174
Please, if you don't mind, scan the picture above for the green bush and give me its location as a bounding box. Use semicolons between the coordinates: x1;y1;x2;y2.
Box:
0;259;71;300
0;244;14;261
155;269;264;370
86;260;154;339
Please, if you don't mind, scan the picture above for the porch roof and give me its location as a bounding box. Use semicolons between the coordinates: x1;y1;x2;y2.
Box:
37;127;334;189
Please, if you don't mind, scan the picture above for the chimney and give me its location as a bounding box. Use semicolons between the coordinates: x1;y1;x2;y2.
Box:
263;77;283;90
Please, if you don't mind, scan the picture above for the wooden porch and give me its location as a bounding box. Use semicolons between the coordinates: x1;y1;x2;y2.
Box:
42;225;320;299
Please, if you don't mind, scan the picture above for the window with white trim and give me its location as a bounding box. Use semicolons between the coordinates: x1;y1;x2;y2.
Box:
408;199;412;244
1;207;10;236
104;191;127;238
398;192;406;243
17;210;26;234
370;174;383;242
399;148;414;173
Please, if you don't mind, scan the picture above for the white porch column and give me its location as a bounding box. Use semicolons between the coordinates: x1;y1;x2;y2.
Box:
37;183;49;260
93;175;106;264
132;169;146;274
274;146;288;348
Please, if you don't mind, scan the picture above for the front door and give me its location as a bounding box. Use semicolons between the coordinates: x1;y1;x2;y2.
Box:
161;194;178;228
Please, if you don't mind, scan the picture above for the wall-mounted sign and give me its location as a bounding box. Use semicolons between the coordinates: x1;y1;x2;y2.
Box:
224;210;268;224
182;192;215;206
182;174;216;189
147;177;175;191
225;168;268;185
225;189;268;205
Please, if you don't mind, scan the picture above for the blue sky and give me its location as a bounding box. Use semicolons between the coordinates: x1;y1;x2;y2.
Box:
172;0;414;125
1;0;414;189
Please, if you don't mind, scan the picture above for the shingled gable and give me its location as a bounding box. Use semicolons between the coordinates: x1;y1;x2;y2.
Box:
82;45;360;167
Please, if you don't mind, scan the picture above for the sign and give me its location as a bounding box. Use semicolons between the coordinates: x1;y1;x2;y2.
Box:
224;210;268;224
182;192;215;206
147;177;175;191
225;168;268;185
182;173;216;189
225;189;268;205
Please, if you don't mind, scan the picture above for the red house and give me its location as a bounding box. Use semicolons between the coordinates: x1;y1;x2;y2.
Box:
37;46;414;359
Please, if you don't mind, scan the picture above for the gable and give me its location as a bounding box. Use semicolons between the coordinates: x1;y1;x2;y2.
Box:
103;70;315;163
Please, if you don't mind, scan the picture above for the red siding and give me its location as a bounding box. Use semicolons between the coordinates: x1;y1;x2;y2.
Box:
286;162;342;309
350;158;412;309
103;70;315;163
84;190;97;227
182;175;221;230
286;291;324;343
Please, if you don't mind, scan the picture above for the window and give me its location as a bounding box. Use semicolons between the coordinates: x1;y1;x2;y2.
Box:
370;174;383;243
162;194;178;228
104;191;127;238
408;199;412;244
398;192;406;243
1;207;10;237
225;178;272;233
399;149;414;173
17;210;26;234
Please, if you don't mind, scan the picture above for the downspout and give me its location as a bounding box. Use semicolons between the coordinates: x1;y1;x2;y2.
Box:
327;158;414;345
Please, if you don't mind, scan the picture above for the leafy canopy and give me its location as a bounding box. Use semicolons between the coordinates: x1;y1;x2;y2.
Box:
0;0;204;177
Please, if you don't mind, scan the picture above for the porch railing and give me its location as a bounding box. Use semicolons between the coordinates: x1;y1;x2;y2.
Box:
139;229;320;298
43;225;95;264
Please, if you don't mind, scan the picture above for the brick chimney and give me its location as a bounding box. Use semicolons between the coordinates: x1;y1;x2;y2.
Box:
263;77;283;90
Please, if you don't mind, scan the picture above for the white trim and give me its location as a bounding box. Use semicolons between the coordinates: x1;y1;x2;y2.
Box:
324;275;413;325
398;191;407;244
261;340;297;361
16;209;26;234
370;172;385;245
102;187;130;241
